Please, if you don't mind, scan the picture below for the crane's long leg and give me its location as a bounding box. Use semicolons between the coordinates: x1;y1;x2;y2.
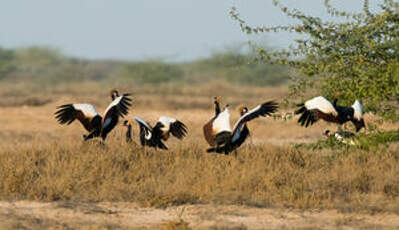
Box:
83;129;100;141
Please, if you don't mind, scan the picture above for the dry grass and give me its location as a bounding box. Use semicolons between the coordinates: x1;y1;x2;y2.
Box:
0;132;398;213
162;219;191;230
0;82;398;219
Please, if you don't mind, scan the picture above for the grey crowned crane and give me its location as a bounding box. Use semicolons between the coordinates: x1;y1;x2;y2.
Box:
295;96;365;132
55;90;132;141
125;116;187;150
213;96;222;116
202;96;225;146
324;130;357;145
203;101;278;155
123;120;133;143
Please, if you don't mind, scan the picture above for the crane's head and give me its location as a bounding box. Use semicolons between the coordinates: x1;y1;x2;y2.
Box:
324;130;332;137
123;120;132;128
214;96;222;104
237;104;248;116
110;89;120;100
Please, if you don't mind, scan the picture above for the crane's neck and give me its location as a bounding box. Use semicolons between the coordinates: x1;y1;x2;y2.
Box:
214;101;221;116
333;97;338;107
126;125;132;143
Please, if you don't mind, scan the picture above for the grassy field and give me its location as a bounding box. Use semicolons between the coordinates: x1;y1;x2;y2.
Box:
0;47;399;229
0;83;398;209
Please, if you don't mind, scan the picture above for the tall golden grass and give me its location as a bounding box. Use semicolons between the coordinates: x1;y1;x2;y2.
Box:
0;83;398;214
0;138;398;213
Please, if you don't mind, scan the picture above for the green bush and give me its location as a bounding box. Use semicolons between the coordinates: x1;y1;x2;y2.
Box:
193;48;291;86
296;129;399;152
121;60;184;85
0;45;291;87
0;46;16;79
231;0;399;118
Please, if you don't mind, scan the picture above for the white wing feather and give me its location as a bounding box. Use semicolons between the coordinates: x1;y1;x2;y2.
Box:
305;96;338;116
213;108;231;133
231;105;261;142
104;96;123;116
232;105;260;131
134;116;152;140
158;116;176;132
73;104;99;117
134;117;151;130
351;100;363;120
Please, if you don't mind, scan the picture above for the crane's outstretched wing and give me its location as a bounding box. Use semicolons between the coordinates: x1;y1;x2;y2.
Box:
134;116;153;140
231;101;278;142
158;116;187;139
101;94;132;140
295;96;338;127
55;103;99;132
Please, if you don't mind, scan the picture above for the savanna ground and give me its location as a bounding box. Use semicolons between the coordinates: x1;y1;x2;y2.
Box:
0;81;398;229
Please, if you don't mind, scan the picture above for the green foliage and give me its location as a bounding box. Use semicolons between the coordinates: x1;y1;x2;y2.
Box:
117;46;290;86
0;47;84;85
296;128;399;152
0;47;123;86
231;0;399;118
194;47;291;86
0;46;16;79
120;60;184;85
0;45;290;87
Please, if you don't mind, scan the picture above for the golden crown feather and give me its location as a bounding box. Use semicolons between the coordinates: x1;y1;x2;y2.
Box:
110;88;119;97
237;104;246;112
214;96;222;104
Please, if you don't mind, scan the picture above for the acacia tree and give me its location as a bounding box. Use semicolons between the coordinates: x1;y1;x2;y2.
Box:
231;0;398;118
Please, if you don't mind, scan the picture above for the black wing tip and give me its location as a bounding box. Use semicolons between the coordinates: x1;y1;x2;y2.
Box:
177;120;188;130
158;142;168;150
259;101;279;115
263;100;279;107
54;104;76;125
297;110;316;128
294;106;306;115
172;120;188;139
262;100;278;106
122;94;133;101
56;103;73;108
206;147;216;153
55;104;73;113
107;95;132;119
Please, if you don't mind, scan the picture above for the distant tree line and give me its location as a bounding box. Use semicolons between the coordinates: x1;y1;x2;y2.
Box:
0;45;290;87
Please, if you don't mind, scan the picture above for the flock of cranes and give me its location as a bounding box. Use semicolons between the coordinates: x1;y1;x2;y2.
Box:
55;89;365;154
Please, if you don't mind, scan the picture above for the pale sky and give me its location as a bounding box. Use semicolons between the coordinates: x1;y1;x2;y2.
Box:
0;0;381;61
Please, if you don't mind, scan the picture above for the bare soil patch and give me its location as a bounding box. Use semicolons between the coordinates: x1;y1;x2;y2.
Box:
1;201;399;230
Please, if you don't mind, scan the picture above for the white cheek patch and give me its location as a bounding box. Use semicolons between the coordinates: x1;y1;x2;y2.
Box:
145;130;152;140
